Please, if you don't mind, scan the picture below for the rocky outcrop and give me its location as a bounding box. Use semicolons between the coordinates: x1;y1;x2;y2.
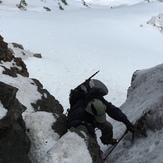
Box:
0;82;31;163
0;35;102;163
104;64;163;163
0;35;67;162
126;64;163;130
0;36;32;163
0;35;29;77
70;125;104;163
147;13;163;34
31;78;67;137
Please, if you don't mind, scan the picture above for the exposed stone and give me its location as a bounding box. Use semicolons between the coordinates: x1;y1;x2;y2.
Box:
61;0;68;5
33;53;42;58
0;35;14;62
14;57;29;77
30;78;67;137
0;82;31;163
0;82;18;108
147;13;163;34
31;78;63;114
52;113;67;137
43;6;51;11
12;42;24;50
0;35;68;162
58;3;64;10
0;35;29;77
70;126;103;163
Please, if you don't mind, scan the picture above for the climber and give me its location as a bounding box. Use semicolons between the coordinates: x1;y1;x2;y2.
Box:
67;79;135;145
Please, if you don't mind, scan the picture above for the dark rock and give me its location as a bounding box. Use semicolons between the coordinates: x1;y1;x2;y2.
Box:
0;35;29;77
0;35;14;62
14;57;29;77
0;82;31;163
58;3;64;10
52;114;67;137
0;82;18;108
70;125;103;163
12;42;24;50
0;35;68;162
61;0;68;5
2;66;18;77
31;78;63;114
0;114;31;163
43;6;51;11
33;53;42;58
30;79;67;137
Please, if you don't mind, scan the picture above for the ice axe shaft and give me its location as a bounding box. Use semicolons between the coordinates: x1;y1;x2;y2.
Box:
87;70;100;80
103;129;128;161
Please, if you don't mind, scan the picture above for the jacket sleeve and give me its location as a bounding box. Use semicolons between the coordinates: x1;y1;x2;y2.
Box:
104;100;132;128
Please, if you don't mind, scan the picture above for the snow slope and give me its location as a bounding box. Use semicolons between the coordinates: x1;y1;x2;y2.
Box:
0;0;163;163
107;64;163;163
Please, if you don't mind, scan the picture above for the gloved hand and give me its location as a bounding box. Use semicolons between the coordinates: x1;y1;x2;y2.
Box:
126;123;135;132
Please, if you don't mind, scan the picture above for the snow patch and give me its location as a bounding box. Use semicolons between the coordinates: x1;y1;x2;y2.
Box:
24;111;59;163
8;43;34;60
41;131;92;163
0;102;7;119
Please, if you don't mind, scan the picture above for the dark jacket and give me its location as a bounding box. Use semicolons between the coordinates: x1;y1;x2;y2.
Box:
67;88;132;129
84;89;132;128
67;99;86;128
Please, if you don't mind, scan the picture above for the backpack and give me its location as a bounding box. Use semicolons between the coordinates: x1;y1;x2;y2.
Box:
69;79;108;107
89;79;108;96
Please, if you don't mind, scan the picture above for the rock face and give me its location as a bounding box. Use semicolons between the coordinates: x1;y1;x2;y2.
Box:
0;35;29;77
0;35;103;163
0;37;31;162
31;78;67;137
147;13;163;34
0;82;31;163
126;64;163;129
0;35;67;163
70;126;104;163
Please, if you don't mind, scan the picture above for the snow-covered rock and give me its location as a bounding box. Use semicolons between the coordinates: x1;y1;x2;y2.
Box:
0;35;67;163
108;63;163;163
147;13;163;34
